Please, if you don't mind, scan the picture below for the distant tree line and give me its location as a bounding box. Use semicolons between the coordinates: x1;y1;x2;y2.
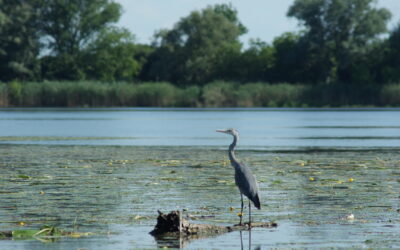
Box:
1;0;400;86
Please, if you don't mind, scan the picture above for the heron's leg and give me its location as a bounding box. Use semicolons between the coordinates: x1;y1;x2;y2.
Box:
239;193;244;225
249;200;252;228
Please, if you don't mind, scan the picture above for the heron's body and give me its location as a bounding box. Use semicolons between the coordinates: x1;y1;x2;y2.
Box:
217;128;260;226
234;164;261;209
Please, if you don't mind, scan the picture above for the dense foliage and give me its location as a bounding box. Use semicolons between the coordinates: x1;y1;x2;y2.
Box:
287;0;391;83
1;0;400;106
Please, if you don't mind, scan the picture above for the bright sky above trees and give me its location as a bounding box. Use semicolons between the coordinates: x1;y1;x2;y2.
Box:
116;0;400;45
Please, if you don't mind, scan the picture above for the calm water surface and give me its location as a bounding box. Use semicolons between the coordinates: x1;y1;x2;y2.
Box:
0;108;399;249
1;108;400;148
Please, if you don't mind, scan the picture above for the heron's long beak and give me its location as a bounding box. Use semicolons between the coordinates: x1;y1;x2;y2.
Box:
216;129;228;133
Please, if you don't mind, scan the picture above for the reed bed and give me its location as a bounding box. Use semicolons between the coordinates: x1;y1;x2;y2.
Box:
0;81;399;107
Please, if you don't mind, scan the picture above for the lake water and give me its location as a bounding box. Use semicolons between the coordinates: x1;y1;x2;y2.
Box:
2;108;400;149
0;108;399;249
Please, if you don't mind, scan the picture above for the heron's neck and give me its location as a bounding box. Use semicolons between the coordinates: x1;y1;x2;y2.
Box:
228;134;239;166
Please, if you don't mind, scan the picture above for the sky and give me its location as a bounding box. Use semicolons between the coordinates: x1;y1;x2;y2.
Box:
116;0;400;45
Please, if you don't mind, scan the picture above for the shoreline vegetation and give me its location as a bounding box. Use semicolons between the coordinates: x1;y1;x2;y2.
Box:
1;81;399;108
2;2;400;110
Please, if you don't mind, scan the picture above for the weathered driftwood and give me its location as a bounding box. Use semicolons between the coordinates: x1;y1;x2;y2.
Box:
150;210;277;237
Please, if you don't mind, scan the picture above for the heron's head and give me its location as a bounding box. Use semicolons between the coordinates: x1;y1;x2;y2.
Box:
216;128;239;137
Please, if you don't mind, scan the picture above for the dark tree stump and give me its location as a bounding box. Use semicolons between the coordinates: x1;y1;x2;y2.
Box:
149;210;182;235
150;210;277;236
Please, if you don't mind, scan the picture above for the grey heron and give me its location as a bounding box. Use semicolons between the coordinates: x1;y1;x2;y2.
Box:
217;128;261;226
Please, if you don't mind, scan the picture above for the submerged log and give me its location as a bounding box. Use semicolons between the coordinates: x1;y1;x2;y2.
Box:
149;210;277;237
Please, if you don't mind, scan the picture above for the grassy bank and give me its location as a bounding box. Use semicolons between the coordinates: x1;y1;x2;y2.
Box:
1;81;400;107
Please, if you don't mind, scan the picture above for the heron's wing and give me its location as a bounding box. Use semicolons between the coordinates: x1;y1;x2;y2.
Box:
234;162;260;207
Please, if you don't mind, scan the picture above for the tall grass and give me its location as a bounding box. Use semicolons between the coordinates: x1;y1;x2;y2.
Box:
301;83;381;107
134;82;178;106
1;81;186;107
202;81;306;107
380;84;400;106
0;80;399;107
202;81;238;107
0;83;8;107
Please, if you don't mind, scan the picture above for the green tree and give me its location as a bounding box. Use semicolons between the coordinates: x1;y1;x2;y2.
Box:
288;0;391;83
380;25;400;83
40;54;84;80
134;44;155;81
37;0;122;80
0;0;40;81
271;32;308;83
237;39;275;82
82;27;140;81
145;4;246;85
